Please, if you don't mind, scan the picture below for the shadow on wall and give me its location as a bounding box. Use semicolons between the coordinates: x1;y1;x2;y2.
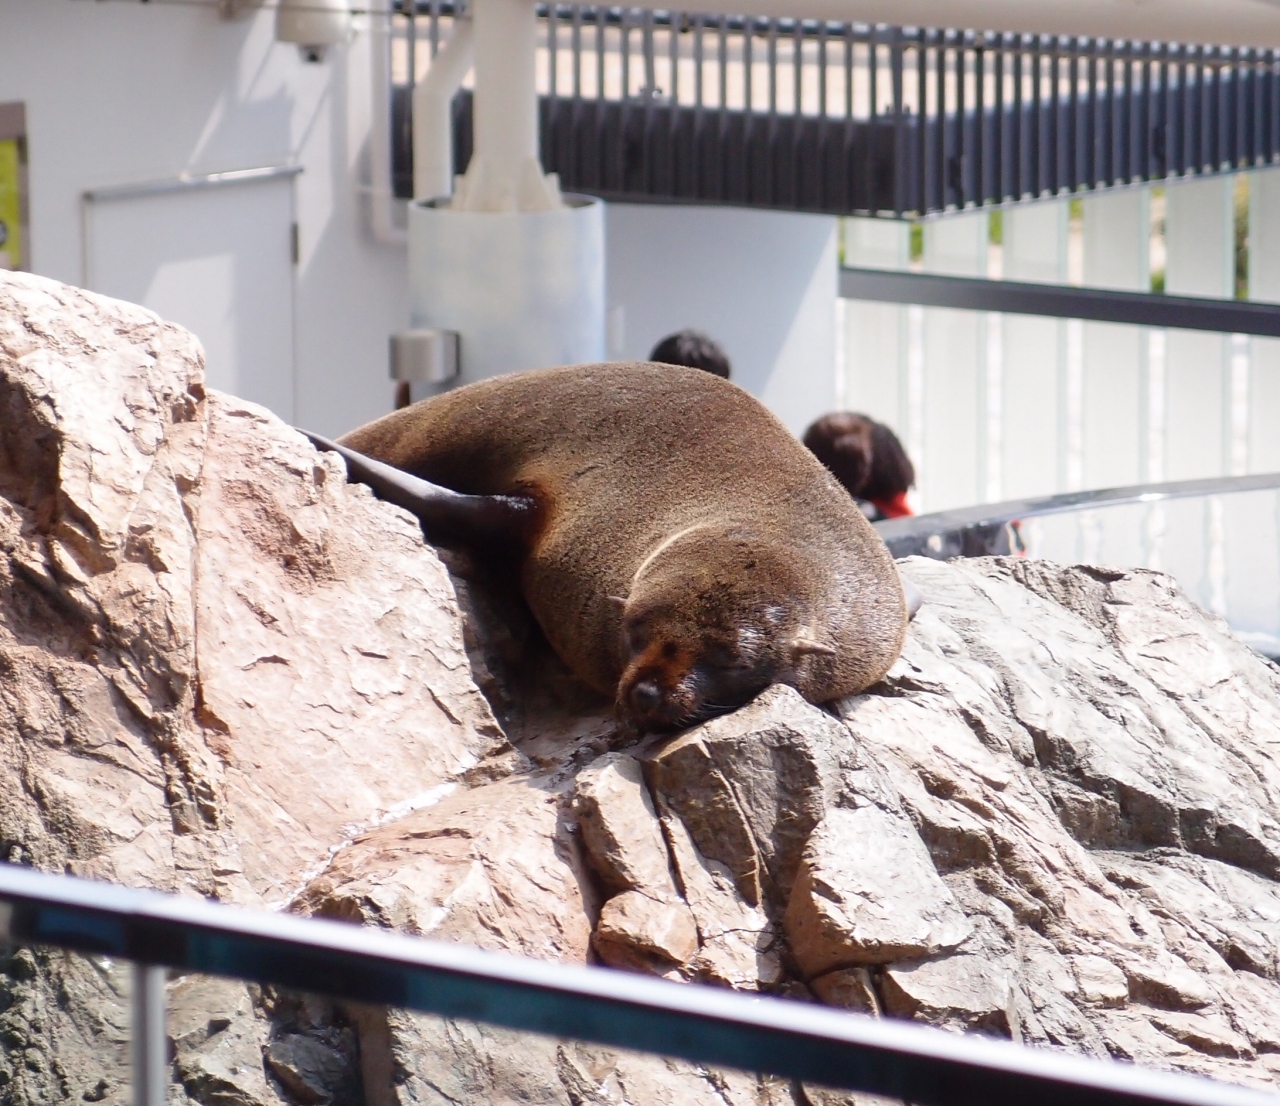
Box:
605;203;837;435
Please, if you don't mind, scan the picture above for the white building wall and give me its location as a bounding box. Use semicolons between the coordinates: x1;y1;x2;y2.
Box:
604;203;838;436
0;0;408;437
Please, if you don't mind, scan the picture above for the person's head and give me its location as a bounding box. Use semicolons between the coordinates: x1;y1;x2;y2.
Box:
648;330;731;379
802;412;915;518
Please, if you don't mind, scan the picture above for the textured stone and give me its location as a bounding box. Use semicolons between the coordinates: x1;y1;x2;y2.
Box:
1071;955;1129;1007
784;805;971;977
572;753;676;897
593;890;699;969
645;686;881;910
809;967;881;1013
294;778;593;961
881;955;1018;1037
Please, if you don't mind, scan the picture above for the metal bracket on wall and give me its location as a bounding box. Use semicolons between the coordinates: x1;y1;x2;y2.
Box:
390;327;461;386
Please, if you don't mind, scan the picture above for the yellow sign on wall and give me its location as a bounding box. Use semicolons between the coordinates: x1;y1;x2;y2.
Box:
0;137;23;271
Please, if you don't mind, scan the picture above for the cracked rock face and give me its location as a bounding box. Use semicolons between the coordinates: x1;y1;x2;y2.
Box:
4;271;1280;1103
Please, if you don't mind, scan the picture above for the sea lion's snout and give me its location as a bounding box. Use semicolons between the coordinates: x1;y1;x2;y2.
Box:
616;615;782;732
627;678;664;716
616;644;705;732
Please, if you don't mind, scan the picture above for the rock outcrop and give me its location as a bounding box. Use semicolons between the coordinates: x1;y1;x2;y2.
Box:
2;270;1280;1104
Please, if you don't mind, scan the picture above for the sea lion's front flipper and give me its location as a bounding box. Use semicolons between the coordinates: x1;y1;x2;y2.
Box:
301;431;537;547
901;573;924;622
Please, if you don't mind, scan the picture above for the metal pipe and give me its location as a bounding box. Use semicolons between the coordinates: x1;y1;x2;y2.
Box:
131;963;165;1106
368;0;406;244
412;16;474;200
82;164;301;203
839;264;1280;335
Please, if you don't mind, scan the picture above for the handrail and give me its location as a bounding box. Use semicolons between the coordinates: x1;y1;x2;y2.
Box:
840;268;1280;339
875;472;1280;558
0;864;1274;1106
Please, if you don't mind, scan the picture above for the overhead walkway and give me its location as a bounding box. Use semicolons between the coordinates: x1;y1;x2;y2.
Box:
392;4;1280;219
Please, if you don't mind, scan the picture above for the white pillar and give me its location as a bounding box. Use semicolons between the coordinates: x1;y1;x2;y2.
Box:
1081;188;1149;489
1249;167;1280;476
1164;175;1233;480
1163;174;1234;615
1002;200;1067;501
1241;167;1280;654
413;19;474;202
920;211;987;511
451;0;559;211
840;218;909;434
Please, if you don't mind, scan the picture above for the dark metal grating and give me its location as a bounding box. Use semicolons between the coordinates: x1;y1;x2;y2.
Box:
391;6;1280;218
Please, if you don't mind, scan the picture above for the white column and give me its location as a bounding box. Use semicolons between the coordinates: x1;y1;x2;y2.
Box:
1249;167;1280;476
840;218;909;433
1081;188;1149;489
1241;168;1280;654
1071;188;1151;571
1164;175;1233;480
1002;200;1067;501
451;0;559;210
1163;174;1234;614
920;212;987;511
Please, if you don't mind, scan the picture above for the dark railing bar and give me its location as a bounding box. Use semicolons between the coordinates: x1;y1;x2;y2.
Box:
874;471;1280;557
839;265;1280;337
0;865;1275;1106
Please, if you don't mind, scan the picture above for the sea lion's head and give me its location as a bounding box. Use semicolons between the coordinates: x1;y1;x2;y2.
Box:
614;525;834;732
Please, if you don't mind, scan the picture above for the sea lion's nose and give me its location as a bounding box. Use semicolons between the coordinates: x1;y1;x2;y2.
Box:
629;679;664;716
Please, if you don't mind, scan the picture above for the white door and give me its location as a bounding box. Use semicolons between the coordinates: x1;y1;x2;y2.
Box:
85;173;297;421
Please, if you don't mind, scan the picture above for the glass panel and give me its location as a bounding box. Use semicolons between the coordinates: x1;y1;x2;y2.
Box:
1023;487;1280;658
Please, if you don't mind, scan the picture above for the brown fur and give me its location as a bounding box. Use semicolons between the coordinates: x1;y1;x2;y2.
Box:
340;362;907;731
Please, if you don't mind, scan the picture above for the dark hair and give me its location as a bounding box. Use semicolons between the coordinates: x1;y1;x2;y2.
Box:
648;330;731;379
802;412;915;501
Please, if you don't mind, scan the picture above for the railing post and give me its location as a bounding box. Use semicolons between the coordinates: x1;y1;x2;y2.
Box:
132;962;166;1106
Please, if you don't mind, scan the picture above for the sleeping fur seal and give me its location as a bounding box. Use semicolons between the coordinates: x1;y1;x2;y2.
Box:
309;363;910;732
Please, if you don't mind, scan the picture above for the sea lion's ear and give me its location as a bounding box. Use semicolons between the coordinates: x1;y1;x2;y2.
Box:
792;637;837;658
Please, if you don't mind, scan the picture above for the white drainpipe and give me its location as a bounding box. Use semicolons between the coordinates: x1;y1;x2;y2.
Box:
413;17;474;203
368;0;404;246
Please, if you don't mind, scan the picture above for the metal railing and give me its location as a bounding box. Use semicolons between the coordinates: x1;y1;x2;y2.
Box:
874;472;1280;660
839;267;1280;338
873;471;1280;557
391;3;1280;217
0;863;1276;1106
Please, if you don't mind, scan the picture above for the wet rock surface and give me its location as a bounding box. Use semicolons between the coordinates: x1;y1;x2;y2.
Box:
3;271;1280;1102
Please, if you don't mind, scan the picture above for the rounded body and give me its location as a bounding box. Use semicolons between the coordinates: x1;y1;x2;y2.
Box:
342;363;907;727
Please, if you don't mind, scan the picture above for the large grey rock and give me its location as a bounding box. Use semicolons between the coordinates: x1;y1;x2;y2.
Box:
7;270;1280;1100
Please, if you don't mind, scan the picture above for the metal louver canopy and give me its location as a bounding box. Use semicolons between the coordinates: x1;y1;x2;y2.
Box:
647;0;1280;49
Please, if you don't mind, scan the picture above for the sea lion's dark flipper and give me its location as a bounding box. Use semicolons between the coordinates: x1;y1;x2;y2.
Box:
301;431;537;547
901;573;924;622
